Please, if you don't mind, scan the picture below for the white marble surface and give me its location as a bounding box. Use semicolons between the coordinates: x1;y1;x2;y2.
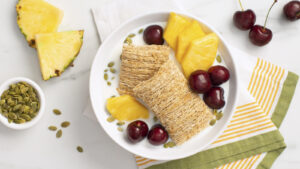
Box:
0;0;299;168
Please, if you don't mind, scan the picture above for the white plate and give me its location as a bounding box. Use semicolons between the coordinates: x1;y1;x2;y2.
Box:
89;11;239;160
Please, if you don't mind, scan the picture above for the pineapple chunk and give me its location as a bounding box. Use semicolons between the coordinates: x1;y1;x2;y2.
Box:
16;0;63;47
181;33;219;77
35;30;84;80
106;95;149;121
163;12;191;49
176;20;205;62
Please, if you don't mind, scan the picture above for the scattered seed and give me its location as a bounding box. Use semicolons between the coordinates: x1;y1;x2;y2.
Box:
108;62;115;67
213;109;218;116
153;116;158;122
138;28;144;34
77;146;83;153
104;73;108;80
128;33;136;38
104;69;108;72
124;37;132;44
107;116;115;122
216;112;223;120
56;129;62;138
110;68;116;73
53;109;62;115
117;127;123;132
110;95;116;98
216;55;222;63
107;81;111;86
111;77;115;80
61;121;70;128
209;119;216;126
117;121;125;126
163;141;176;148
48;126;57;131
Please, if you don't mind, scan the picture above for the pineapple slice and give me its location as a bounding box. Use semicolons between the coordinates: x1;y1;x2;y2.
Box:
176;20;205;62
106;95;149;121
35;30;84;80
163;12;191;50
181;33;219;77
16;0;63;47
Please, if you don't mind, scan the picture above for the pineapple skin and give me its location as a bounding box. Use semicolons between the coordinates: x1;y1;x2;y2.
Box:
16;0;63;48
36;30;84;80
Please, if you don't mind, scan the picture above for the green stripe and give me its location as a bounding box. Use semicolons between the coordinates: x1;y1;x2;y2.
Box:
257;71;298;169
271;72;299;128
146;131;285;169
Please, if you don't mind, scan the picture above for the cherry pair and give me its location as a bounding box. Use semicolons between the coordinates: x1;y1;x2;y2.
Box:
234;0;300;47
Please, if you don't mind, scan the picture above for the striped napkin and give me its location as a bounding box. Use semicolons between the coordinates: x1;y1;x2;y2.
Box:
88;0;299;168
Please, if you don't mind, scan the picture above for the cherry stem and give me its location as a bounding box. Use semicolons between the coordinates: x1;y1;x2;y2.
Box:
264;0;277;29
238;0;244;11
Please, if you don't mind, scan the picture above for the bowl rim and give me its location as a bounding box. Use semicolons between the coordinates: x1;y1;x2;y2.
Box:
0;77;45;130
89;10;239;160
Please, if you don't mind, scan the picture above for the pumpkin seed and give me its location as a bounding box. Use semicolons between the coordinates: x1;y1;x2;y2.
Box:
209;119;216;126
14;119;26;124
213;109;218;115
128;33;135;38
110;95;116;98
117;121;125;126
53;109;61;115
163;142;176;148
56;129;62;138
20;114;31;121
108;62;115;67
110;68;116;73
104;73;108;80
107;116;115;122
216;55;222;63
138;28;144;34
111;77;115;80
153;116;158;122
8;112;17;119
104;69;108;72
216;112;223;120
61;121;70;128
77;146;83;153
124;37;132;44
48;126;57;131
107;81;111;86
117;127;123;132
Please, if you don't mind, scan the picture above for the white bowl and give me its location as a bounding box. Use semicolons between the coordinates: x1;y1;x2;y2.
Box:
0;77;45;130
89;11;239;160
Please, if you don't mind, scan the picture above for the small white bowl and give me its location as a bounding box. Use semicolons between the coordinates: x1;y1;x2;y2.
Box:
0;77;45;130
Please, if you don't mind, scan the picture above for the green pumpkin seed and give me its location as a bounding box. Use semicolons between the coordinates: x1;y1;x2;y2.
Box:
53;109;62;115
209;119;216;126
107;116;115;122
111;77;115;80
110;95;116;98
77;146;83;153
107;81;111;86
138;28;144;34
48;126;57;131
124;37;132;44
56;129;62;138
117;121;125;126
20;114;31;121
110;68;116;73
153;116;158;122
216;112;223;120
108;62;115;67
213;109;218;116
117;127;123;132
128;33;135;38
61;121;70;128
216;55;222;63
14;119;26;124
104;73;108;80
104;69;108;72
8;119;12;123
8;112;17;119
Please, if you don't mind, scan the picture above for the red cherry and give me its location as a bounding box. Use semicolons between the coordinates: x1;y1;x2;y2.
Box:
283;1;300;21
147;124;168;145
143;25;164;45
249;25;272;46
233;9;256;30
127;120;149;143
204;87;225;109
189;70;212;94
208;66;230;85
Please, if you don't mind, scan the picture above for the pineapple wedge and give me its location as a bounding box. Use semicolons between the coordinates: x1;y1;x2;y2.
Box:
176;20;205;62
106;95;149;121
35;30;84;80
163;12;191;50
181;33;219;77
16;0;63;47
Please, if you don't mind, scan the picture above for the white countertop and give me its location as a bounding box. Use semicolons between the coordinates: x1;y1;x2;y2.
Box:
0;0;299;168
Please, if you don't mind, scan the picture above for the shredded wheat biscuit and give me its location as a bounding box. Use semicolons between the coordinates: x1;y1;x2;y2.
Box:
117;45;170;95
133;60;213;145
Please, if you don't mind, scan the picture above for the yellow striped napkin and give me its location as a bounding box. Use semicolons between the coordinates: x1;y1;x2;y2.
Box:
89;1;299;168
